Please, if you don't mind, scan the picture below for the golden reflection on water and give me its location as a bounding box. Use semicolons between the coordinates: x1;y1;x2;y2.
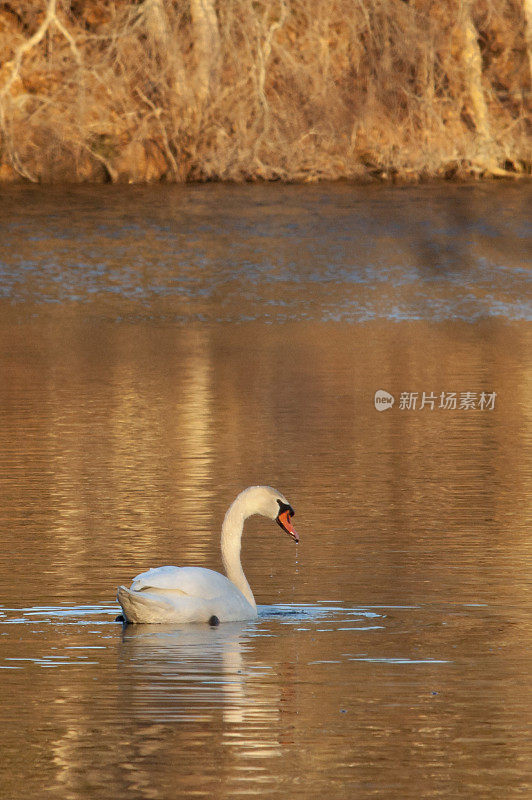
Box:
0;310;531;799
1;314;530;605
3;602;529;799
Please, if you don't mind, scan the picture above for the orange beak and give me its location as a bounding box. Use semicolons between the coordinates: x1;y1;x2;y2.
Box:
276;509;299;543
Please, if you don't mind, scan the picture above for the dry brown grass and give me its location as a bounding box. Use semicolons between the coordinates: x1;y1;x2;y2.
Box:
0;0;530;182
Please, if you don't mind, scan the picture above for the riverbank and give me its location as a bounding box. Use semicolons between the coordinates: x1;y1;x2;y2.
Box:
0;1;530;184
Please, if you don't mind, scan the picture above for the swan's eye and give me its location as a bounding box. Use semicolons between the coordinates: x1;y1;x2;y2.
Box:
276;499;295;518
277;500;296;519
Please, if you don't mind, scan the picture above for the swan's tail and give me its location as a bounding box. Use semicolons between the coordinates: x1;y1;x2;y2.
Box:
117;585;176;624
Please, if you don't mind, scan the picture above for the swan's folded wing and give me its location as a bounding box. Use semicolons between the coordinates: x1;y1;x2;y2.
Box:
130;565;236;599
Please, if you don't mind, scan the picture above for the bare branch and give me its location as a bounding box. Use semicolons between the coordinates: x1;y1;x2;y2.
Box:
0;0;82;99
136;88;180;178
0;0;58;99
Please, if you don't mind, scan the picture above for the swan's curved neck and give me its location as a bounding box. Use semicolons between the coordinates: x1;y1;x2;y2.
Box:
221;495;256;610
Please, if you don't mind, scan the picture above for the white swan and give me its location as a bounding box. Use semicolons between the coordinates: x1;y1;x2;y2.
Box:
116;486;298;624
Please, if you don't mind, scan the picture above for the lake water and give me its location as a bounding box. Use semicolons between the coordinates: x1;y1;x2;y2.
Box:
0;183;531;799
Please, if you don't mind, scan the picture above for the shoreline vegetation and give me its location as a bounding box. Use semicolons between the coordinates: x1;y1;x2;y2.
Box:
0;0;530;184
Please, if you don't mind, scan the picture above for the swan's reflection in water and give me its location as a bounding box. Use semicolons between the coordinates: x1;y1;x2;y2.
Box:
119;621;283;752
117;621;287;797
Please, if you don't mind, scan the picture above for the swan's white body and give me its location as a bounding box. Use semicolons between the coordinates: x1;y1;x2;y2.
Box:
117;486;297;624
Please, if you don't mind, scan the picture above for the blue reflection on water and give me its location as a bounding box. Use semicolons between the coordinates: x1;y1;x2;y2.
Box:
0;184;530;322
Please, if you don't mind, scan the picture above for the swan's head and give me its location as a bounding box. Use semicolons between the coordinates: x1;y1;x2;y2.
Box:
275;497;299;543
238;485;299;543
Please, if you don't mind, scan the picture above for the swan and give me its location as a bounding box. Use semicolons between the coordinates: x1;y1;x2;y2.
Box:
116;485;298;624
